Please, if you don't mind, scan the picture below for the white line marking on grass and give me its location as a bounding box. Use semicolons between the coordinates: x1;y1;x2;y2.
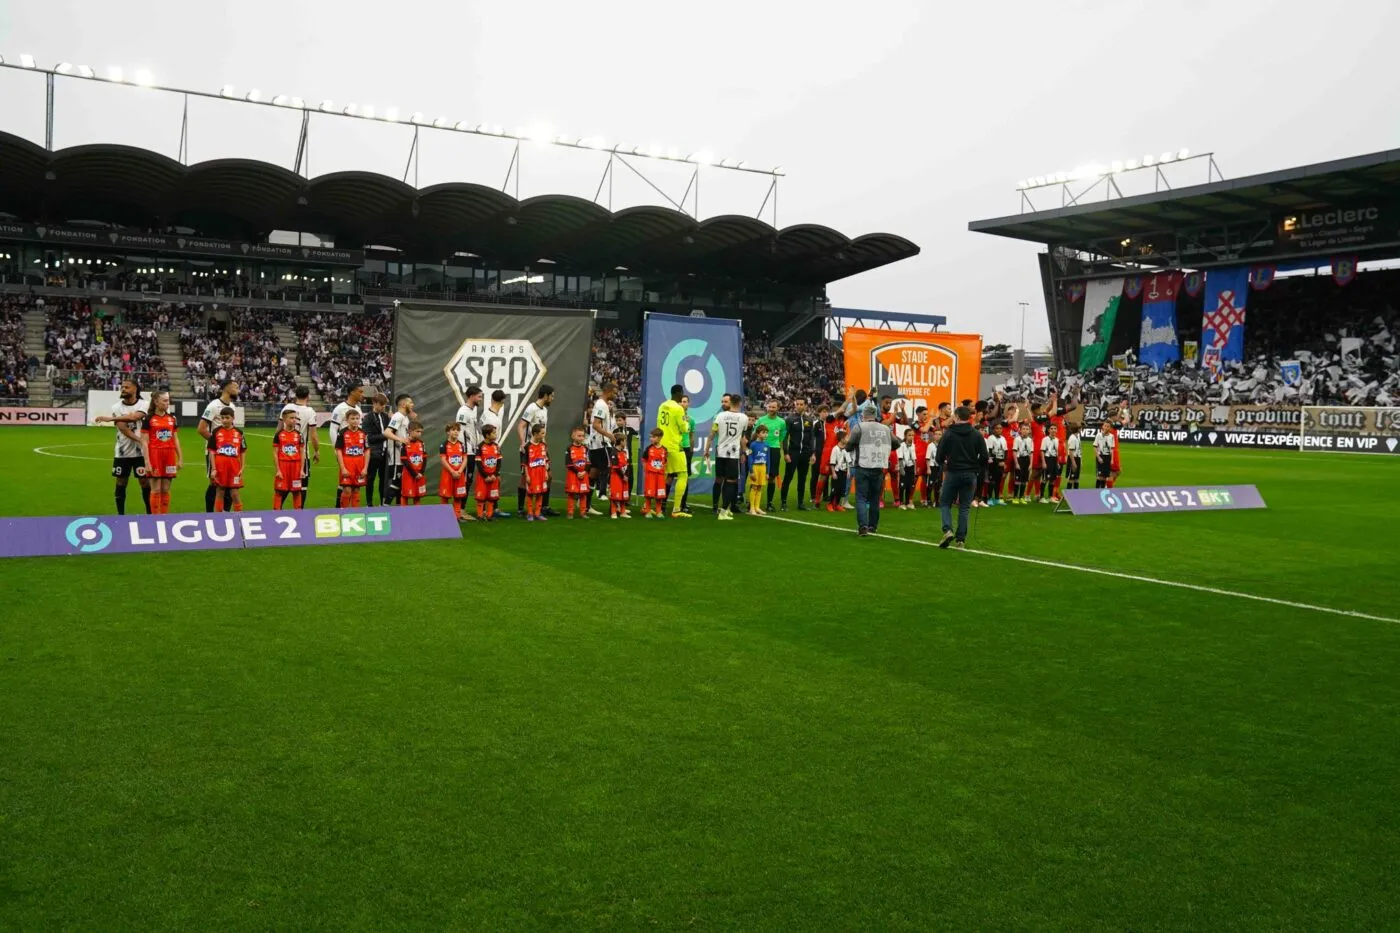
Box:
33;443;110;461
761;513;1400;626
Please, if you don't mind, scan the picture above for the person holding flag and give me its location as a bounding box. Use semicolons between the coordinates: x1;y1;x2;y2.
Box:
655;384;692;519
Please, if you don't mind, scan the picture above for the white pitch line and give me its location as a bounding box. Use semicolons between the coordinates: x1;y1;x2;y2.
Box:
760;513;1400;626
32;442;111;461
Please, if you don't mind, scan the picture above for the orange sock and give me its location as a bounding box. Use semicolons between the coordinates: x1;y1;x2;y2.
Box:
214;493;225;513
232;501;243;512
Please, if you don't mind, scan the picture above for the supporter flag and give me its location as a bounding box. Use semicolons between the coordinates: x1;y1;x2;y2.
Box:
1065;281;1086;304
1124;276;1144;299
1182;340;1199;364
1183;271;1204;297
1078;277;1123;371
1280;360;1302;387
1332;256;1357;286
1202;266;1249;363
1249;265;1276;290
640;312;743;497
1139;271;1181;371
1031;368;1049;388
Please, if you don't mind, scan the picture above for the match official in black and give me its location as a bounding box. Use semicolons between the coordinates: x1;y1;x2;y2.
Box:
781;398;820;511
936;405;988;550
364;393;390;506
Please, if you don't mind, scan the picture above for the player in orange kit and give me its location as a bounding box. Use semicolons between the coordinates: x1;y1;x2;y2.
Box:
206;407;246;512
272;407;306;510
335;408;370;508
475;424;502;521
641;427;669;518
564;426;591;518
438;421;469;519
140;390;181;514
524;423;551;521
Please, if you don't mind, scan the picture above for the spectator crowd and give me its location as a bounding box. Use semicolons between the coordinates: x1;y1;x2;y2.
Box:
294;309;395;400
181;308;296;404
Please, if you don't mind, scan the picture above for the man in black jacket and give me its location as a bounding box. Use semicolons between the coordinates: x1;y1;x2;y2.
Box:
780;398;820;511
935;405;989;549
363;393;390;506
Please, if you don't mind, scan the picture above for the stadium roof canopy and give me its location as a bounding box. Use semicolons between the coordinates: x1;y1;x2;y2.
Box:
968;148;1400;269
0;131;918;286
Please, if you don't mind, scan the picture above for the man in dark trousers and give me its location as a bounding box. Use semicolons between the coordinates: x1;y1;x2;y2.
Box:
935;405;989;550
780;397;820;511
363;393;391;506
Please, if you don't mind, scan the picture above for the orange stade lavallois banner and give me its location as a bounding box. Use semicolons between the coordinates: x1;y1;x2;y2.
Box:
841;328;983;416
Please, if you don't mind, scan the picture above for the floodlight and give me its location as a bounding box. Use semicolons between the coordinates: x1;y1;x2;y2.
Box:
432;117;448;128
1015;179;1027;189
19;54;36;69
666;148;679;160
1177;148;1190;160
1159;151;1174;163
384;107;400;122
76;65;94;78
490;125;503;136
1125;159;1139;170
361;105;375;119
289;97;304;109
737;161;748;169
56;62;74;74
246;89;261;102
133;69;153;87
271;94;288;106
1054;171;1069;183
409;112;426;125
689;151;714;165
219;84;235;97
343;104;358;116
719;158;732;168
1111;160;1124;173
647;144;662;158
319;100;335;112
584;136;606;150
526;123;552;142
454;121;471;131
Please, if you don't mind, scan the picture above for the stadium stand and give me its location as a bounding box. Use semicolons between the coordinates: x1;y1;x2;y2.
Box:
0;296;29;403
180;308;296;405
293;310;395;403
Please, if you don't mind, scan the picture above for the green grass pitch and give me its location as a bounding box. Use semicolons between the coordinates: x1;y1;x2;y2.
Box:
2;426;1399;930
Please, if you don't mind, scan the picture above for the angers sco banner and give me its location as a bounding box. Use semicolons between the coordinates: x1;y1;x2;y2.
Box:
841;328;982;416
393;307;594;487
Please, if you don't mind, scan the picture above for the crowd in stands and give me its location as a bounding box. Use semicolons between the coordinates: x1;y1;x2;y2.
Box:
42;298;169;396
6;265;1398;414
1;298;29;402
589;328;642;406
294;309;395;402
181;308;296;404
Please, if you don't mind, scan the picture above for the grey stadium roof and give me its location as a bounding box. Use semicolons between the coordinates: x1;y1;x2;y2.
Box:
968;147;1400;258
0;131;919;285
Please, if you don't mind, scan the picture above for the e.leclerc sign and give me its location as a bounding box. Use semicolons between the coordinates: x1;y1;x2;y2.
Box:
0;506;462;559
1062;485;1267;516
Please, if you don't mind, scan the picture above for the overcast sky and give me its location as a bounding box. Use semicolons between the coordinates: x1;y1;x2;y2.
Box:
3;0;1399;349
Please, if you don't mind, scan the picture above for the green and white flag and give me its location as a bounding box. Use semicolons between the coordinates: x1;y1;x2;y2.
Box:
1078;277;1123;371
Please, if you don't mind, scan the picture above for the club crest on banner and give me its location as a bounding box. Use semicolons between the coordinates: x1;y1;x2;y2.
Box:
1183;271;1204;297
1332;255;1358;286
1182;339;1199;363
1202;345;1223;381
443;339;546;437
1249;265;1276;290
1065;281;1086;304
842;329;982;415
1124;276;1144;299
1279;360;1302;387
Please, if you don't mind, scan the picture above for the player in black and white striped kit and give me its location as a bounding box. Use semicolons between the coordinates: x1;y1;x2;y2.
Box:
383;393;414;505
92;379;151;515
455;385;483;520
587;382;619;515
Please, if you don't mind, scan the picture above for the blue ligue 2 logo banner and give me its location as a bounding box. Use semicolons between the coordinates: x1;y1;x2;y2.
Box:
640;313;743;496
0;506;463;559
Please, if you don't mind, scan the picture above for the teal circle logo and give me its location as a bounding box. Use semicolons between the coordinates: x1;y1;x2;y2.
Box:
661;337;727;424
1099;489;1123;513
65;517;113;553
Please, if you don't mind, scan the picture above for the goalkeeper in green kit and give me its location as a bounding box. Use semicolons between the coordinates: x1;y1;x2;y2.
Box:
656;384;692;518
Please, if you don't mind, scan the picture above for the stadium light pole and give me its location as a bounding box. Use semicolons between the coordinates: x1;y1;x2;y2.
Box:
1018;301;1029;353
0;58;786;179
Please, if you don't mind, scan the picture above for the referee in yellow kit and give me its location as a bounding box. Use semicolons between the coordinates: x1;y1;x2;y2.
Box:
656;383;692;519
